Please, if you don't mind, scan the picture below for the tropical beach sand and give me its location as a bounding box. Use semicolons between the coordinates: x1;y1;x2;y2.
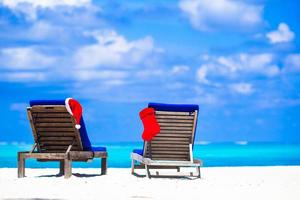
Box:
0;166;299;200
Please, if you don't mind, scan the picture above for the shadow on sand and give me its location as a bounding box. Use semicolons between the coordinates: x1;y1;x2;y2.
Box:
37;173;103;178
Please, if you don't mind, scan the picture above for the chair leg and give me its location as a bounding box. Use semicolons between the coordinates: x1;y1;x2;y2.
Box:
17;152;25;178
145;165;151;179
197;166;201;178
177;167;180;172
59;160;65;175
101;157;107;175
64;158;72;179
131;159;135;174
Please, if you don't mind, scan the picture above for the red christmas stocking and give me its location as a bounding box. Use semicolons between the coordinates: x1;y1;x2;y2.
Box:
140;107;160;141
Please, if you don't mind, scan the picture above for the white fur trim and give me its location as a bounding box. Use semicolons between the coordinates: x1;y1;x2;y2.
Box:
65;97;73;115
75;124;81;129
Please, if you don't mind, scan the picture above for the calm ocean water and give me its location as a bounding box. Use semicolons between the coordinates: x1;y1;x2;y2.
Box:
0;142;299;168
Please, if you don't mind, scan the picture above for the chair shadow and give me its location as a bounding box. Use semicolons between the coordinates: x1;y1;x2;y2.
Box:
37;173;102;178
4;199;63;200
72;173;102;178
132;172;197;180
132;172;146;178
37;173;63;178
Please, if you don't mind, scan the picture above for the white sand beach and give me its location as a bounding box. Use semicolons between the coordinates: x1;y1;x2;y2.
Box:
0;166;299;200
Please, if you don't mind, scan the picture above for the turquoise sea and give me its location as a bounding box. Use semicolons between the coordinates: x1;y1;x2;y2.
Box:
0;142;300;168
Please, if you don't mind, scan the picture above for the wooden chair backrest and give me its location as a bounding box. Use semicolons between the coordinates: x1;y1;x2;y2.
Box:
27;105;83;153
143;110;198;161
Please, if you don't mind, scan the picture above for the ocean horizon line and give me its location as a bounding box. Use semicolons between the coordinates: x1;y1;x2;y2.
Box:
1;141;299;146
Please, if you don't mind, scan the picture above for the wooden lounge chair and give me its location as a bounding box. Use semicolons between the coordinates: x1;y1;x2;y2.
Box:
131;103;203;178
18;100;108;179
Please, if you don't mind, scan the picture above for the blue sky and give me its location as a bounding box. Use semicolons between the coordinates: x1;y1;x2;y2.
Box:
0;0;300;144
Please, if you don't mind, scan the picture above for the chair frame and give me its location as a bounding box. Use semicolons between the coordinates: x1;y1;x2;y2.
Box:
131;109;202;178
17;105;108;179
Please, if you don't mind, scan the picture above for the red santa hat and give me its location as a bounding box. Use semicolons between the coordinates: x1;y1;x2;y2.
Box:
65;98;82;129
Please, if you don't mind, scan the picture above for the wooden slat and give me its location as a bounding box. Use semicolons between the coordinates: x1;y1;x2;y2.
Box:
40;150;68;153
152;137;190;141
158;122;193;127
155;111;194;116
39;136;74;141
32;113;71;118
39;141;77;146
36;127;75;132
41;146;80;150
37;132;75;137
156;115;194;120
150;140;190;145
31;106;68;112
150;155;189;159
149;144;189;148
35;123;73;127
159;126;193;131
41;146;69;150
159;130;192;134
146;148;189;152
148;150;189;155
146;147;189;152
40;147;80;152
155;133;191;138
154;134;192;138
31;105;66;108
152;139;190;144
157;119;194;123
35;118;73;123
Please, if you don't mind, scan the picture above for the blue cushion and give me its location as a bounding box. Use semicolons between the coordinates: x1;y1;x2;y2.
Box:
29;99;93;151
148;102;199;112
78;118;92;151
133;149;143;156
30;100;65;106
91;146;107;152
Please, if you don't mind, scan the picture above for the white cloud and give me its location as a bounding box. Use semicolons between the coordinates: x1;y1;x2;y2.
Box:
135;65;189;80
229;83;254;95
179;0;263;31
0;72;46;82
284;54;300;72
165;82;186;90
73;70;128;81
0;0;90;8
196;53;280;85
135;69;164;79
0;0;92;20
74;30;162;69
266;23;295;44
257;98;300;109
196;66;210;84
171;65;190;75
0;29;164;84
26;21;62;40
0;47;56;70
